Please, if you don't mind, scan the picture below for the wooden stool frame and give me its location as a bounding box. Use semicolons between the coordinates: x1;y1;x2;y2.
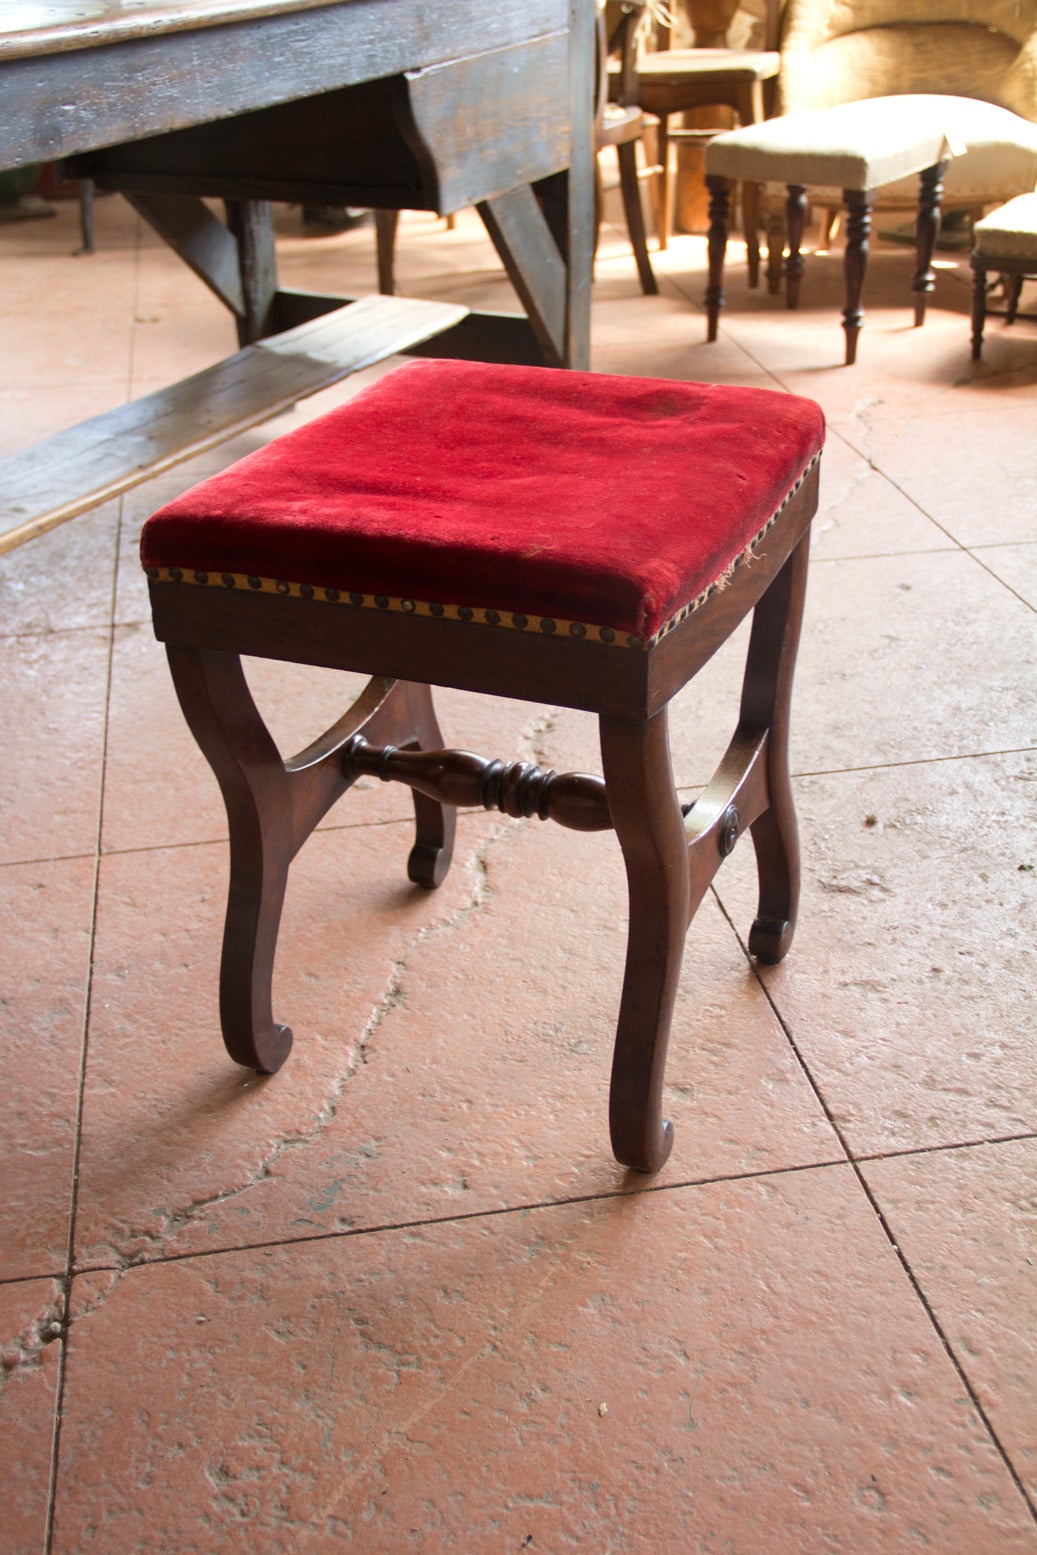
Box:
149;463;818;1175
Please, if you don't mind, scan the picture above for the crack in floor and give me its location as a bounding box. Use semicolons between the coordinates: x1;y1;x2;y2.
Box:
80;748;560;1277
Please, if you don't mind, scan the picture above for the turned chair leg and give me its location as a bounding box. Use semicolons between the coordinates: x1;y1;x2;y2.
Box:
784;184;808;309
912;160;947;326
971;263;987;361
705;174;731;342
842;187;873;366
599;708;690;1174
166;652;455;1071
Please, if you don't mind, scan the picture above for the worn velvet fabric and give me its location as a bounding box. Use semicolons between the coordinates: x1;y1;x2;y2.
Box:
142;360;825;639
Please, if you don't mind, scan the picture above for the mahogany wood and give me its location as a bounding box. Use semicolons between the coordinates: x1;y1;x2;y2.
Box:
784;184;808;310
842;189;872;368
342;737;612;832
150;462;818;1169
600;709;689;1172
912;160;949;328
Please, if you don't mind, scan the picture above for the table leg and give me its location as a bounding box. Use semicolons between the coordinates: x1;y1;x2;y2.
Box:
225;200;278;345
842;188;873;366
913;159;947;327
705;175;731;342
785;184;808;309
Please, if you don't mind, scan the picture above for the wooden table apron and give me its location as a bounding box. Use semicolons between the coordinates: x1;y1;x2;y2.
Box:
0;0;595;367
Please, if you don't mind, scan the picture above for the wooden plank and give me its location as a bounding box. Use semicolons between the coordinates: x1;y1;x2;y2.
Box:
0;0;569;170
0;295;468;555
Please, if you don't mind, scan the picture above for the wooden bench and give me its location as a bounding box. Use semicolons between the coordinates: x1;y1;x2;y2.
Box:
0;295;468;554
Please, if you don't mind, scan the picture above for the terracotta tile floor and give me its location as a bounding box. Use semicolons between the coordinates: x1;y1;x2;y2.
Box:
2;191;1035;1553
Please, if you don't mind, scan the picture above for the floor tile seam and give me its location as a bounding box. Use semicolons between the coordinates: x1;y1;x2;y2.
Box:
0;849;97;870
807;544;961;567
852;1157;1037;1526
64;1154;853;1281
44;486;126;1555
848;1130;1037;1168
791;744;1037;781
965;549;1037;615
0;623;116;646
0;1268;67;1289
823;426;992;554
711;885;1037;1528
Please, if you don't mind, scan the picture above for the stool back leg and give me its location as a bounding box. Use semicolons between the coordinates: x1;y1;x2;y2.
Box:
740;530;810;964
599;706;690;1174
398;681;458;888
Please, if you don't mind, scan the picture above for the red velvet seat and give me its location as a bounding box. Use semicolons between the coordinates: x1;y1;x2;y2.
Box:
143;359;824;1174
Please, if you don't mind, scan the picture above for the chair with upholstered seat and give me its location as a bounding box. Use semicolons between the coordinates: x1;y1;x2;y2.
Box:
971;192;1037;358
763;0;1037;292
141;359;824;1174
629;0;781;278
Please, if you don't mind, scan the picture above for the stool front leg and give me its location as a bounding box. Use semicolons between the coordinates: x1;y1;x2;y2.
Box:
739;530;810;963
166;646;295;1074
599;708;690;1173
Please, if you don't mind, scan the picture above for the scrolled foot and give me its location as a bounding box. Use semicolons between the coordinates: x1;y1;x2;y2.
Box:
612;1116;674;1175
407;838;453;889
748;914;795;965
227;1019;294;1075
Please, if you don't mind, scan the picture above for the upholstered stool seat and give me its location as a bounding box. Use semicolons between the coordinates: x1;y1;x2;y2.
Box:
143;359;825;1174
971;193;1037;360
704;95;1037;363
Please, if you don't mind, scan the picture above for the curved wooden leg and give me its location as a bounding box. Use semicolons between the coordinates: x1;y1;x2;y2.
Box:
600;708;690;1173
166;646;294;1073
399;682;457;888
739;532;811;964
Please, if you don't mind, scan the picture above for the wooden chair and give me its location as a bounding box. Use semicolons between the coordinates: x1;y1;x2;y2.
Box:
631;0;781;277
769;0;1037;292
971;193;1037;359
141;359;824;1174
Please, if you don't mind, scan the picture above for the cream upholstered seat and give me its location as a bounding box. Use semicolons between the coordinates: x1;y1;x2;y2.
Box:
704;95;965;361
704;93;1037;361
971;191;1037;358
773;0;1037;241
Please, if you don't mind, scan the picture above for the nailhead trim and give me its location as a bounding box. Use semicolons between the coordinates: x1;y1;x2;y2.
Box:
144;456;818;651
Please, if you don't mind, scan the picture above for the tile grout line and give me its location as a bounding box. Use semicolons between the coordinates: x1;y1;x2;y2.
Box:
44;207;149;1555
54;1126;1037;1282
710;885;1037;1527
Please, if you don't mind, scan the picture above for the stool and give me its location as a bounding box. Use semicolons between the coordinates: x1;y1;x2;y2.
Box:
141;360;825;1174
971;193;1037;361
704;96;959;364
